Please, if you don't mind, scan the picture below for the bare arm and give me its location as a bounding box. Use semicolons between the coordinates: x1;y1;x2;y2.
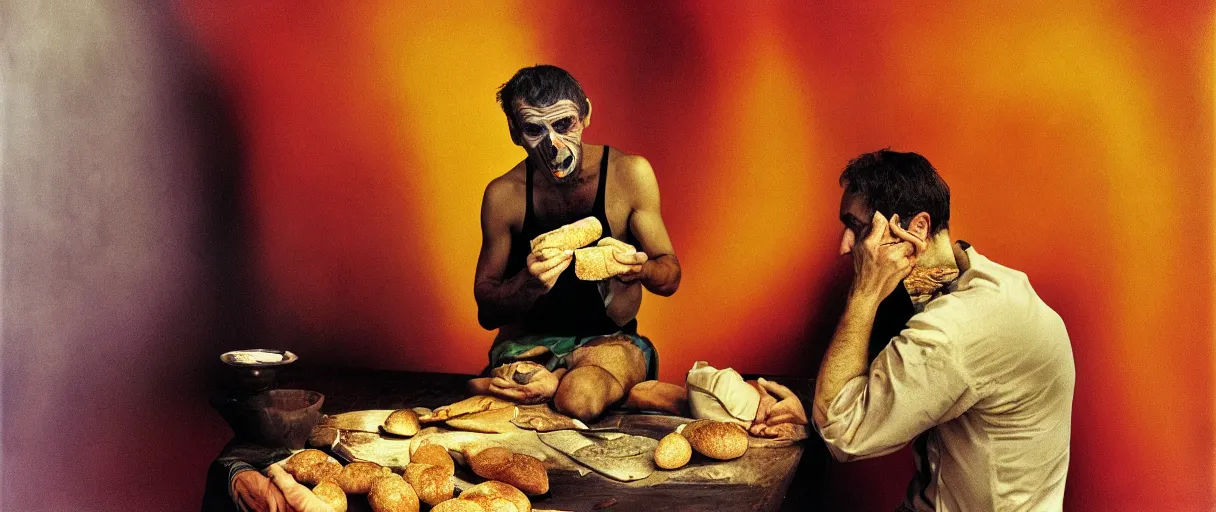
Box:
813;294;878;426
473;178;571;330
618;155;681;296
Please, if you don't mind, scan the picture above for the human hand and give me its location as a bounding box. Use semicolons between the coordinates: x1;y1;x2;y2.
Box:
232;469;292;512
749;378;808;437
486;361;560;404
598;238;648;282
527;247;574;291
264;464;336;512
849;212;924;302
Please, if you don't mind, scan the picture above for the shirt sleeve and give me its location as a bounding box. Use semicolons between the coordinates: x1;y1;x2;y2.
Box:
814;312;980;462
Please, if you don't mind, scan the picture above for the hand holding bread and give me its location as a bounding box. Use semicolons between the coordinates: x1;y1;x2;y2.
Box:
574;238;646;281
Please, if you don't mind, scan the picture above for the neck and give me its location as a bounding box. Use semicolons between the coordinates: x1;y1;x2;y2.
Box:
903;230;959;303
917;230;957;270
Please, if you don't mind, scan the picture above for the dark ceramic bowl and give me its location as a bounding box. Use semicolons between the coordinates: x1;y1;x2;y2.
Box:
220;349;299;395
213;389;324;450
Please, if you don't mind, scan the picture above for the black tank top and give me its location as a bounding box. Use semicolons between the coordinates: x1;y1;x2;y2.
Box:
504;146;639;337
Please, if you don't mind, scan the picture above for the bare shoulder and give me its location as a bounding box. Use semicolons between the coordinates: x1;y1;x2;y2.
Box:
482;161;527;227
607;149;659;192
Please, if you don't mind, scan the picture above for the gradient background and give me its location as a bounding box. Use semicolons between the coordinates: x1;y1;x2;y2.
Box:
0;1;1210;511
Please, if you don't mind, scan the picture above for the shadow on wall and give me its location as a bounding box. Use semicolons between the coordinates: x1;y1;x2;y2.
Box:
0;1;261;510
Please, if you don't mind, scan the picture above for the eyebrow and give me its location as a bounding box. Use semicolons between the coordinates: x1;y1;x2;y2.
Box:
516;106;579;121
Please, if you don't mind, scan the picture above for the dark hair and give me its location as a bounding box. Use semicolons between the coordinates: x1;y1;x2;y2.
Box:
496;65;590;120
840;149;950;235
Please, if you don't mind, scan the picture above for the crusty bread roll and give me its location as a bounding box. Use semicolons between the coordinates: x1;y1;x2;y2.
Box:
312;479;348;512
431;499;487;512
284;449;329;473
574;237;638;281
405;463;454;506
384;409;421;437
654;432;692;469
682;420;748;460
445;406;518;434
465;447;549;496
411;443;455;474
459;481;530;512
338;461;394;494
294;459;343;486
529;216;602;252
368;473;419;512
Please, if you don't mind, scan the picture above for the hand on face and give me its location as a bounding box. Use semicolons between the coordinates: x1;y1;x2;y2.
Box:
527;247;573;292
232;469;292;512
749;378;809;437
849;212;926;302
487;361;560;404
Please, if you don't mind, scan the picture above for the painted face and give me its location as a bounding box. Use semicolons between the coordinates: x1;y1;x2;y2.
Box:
514;99;585;181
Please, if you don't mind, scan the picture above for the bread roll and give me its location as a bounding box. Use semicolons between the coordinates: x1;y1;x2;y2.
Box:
574;237;637;281
338;461;393;494
654;433;692;469
683;420;748;460
466;447;549;496
459;481;530;512
405;463;454;506
384;409;421;437
312;479;348;512
411;443;455;474
368;473;419;512
431;499;487;512
294;459;343;486
529;216;602;252
284;449;329;473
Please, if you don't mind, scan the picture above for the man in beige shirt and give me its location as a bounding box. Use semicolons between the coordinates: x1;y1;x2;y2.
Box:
813;150;1075;511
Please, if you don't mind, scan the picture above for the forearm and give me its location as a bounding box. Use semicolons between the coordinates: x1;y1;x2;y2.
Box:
640;254;681;296
475;270;547;329
813;293;880;426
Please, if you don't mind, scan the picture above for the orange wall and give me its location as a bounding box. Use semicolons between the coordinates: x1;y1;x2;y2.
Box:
180;2;1213;509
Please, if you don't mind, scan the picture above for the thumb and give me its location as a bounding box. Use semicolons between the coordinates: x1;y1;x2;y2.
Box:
759;378;796;400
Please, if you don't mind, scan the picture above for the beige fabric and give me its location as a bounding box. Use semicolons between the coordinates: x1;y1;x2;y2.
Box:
686;361;760;426
816;247;1074;512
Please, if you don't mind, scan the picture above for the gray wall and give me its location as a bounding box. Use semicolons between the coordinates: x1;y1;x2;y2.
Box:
2;1;248;509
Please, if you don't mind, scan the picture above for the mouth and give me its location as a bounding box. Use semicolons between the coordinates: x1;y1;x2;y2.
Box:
551;153;575;178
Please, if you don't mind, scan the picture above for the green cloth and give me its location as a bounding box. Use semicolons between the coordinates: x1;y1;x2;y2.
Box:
488;332;658;381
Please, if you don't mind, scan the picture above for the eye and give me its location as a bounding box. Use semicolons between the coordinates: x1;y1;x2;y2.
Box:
521;123;545;137
551;117;574;133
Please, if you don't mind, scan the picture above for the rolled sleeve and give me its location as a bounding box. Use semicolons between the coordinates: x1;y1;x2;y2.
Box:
815;316;979;462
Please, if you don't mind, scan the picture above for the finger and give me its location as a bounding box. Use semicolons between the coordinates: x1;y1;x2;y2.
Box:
758;378;796;400
888;214;928;254
865;211;888;246
597;237;635;253
532;251;573;275
544;257;572;280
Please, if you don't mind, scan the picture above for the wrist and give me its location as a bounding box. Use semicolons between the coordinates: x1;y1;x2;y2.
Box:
845;287;882;312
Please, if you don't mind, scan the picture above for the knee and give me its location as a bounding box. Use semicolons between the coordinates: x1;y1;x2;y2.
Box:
554;366;620;423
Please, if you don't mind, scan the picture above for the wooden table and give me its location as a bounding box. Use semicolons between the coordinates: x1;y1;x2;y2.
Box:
266;366;816;512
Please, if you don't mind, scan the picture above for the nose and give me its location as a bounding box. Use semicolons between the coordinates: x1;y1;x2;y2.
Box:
839;228;854;256
548;128;566;150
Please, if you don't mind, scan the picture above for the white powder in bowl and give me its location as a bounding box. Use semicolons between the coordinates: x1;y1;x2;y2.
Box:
231;351;284;365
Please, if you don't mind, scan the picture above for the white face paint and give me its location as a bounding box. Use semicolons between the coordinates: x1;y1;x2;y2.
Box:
514;99;586;181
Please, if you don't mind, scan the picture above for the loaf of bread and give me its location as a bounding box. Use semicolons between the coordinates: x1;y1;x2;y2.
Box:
444;406;518;434
681;420;748;460
431;499;487;512
284;449;329;473
383;409;421;437
459;480;530;512
294;459;343;486
573;237;639;281
653;432;692;469
530;216;602;252
420;395;515;423
411;443;455;474
405;462;454;506
312;479;348;512
368;473;419;512
466;447;549;496
338;461;394;494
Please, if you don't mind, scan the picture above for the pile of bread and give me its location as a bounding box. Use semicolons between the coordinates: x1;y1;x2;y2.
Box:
530;217;640;281
282;440;547;512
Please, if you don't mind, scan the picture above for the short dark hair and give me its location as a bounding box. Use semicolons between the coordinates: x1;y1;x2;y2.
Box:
496;65;590;121
840;149;950;235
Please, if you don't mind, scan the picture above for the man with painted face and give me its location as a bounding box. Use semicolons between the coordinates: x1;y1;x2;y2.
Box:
472;65;682;421
812;150;1075;511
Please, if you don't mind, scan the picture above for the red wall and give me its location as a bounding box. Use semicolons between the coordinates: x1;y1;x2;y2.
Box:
177;2;1214;510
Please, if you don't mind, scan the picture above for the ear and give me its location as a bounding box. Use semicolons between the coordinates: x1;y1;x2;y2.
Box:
506;116;523;147
582;97;593;128
907;211;932;240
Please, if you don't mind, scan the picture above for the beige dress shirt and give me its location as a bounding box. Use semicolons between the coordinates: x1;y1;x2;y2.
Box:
816;246;1075;511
